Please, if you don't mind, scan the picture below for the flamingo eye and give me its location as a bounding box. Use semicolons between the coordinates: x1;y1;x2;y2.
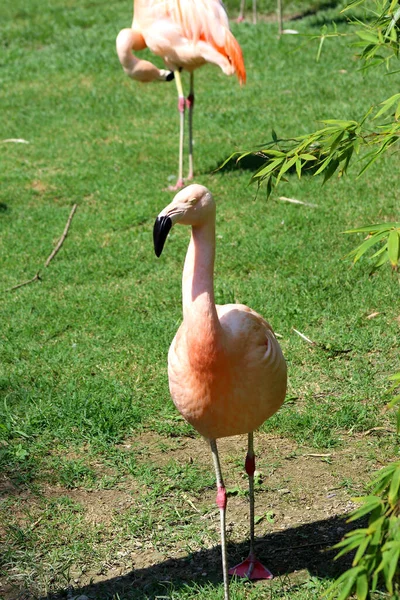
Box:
188;197;198;206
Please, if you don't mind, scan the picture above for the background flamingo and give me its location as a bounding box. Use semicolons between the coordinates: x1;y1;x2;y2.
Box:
116;1;246;190
153;184;287;600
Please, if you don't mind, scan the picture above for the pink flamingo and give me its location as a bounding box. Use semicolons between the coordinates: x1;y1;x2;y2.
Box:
116;1;246;190
153;184;287;599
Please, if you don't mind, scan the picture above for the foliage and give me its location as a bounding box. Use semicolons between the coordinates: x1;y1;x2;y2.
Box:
227;0;400;268
228;92;400;203
325;463;400;599
324;374;400;600
345;221;400;270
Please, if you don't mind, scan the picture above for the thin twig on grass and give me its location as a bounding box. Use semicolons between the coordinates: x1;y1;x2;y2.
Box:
44;203;77;267
5;204;78;293
6;272;41;292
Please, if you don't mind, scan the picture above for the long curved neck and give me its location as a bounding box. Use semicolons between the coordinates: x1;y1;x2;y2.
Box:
182;220;220;342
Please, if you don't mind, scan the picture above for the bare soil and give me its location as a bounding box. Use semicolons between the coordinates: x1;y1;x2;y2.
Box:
1;431;391;600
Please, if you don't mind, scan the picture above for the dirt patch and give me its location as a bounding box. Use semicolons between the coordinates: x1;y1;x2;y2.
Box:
1;431;390;600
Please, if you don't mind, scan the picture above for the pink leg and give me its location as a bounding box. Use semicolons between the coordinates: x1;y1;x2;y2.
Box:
229;432;273;580
186;73;194;181
168;71;185;191
210;439;230;600
237;0;245;21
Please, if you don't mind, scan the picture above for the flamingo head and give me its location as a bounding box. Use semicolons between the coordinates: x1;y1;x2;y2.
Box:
153;184;215;257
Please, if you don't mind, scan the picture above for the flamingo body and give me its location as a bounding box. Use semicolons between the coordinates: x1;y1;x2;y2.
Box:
169;303;286;439
132;0;246;83
117;1;246;187
153;184;287;599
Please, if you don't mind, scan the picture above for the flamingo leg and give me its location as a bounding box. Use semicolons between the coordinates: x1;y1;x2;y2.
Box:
228;432;273;580
210;439;230;600
169;69;185;190
186;73;194;181
237;0;245;21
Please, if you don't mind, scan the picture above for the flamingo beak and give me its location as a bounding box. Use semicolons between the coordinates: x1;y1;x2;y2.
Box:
153;215;172;257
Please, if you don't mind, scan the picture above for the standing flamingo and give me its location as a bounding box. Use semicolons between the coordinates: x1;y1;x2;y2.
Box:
237;0;258;24
153;184;287;600
116;1;246;190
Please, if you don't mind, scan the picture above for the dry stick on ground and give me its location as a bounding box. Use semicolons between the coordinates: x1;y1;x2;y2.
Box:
44;203;77;267
6;272;42;292
5;203;78;293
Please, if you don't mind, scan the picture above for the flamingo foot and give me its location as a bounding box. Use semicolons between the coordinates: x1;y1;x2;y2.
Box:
229;555;273;580
167;178;185;191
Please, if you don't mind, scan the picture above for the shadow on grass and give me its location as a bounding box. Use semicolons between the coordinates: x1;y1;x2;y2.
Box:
211;153;266;174
40;513;359;600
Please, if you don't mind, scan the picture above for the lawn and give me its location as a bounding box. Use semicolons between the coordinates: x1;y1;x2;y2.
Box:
0;0;399;598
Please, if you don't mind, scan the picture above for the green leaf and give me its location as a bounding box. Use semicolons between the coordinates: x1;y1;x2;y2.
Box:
252;157;284;180
334;534;368;560
347;230;389;262
388;230;400;266
344;222;400;234
353;535;371;566
387;393;400;409
356;572;369;600
374;93;400;119
370;243;388;259
386;548;400;593
347;496;384;521
356;30;380;44
388;465;400;506
374;249;389;268
299;153;318;161
276;155;298;183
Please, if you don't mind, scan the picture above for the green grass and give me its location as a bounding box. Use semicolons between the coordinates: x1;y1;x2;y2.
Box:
0;0;399;597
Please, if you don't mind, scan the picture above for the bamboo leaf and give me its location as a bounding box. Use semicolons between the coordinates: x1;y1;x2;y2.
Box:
346;230;389;262
387;394;400;410
356;572;369;600
374;93;400;119
298;153;317;161
352;535;371;565
347;497;384;521
388;230;400;266
322;158;340;183
386;548;400;594
344;222;400;234
388;465;400;506
370;243;388;259
374;249;389;268
356;30;380;44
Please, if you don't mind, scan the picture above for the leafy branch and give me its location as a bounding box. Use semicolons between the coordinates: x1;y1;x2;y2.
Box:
228;93;400;199
324;373;400;600
345;221;400;270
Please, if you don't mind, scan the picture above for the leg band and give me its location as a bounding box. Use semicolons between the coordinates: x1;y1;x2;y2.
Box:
216;485;227;510
245;454;256;476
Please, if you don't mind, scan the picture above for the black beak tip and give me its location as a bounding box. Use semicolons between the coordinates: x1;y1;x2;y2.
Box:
153;215;172;257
